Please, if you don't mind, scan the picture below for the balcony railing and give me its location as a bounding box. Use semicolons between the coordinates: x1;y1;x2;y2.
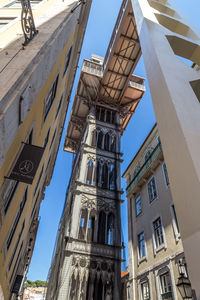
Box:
82;59;103;77
129;78;145;92
126;142;162;193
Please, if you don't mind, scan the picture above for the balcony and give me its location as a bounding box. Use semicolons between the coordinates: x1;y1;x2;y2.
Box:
82;59;103;77
126;142;163;194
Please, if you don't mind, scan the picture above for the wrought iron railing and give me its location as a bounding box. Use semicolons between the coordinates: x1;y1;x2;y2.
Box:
161;291;173;300
126;142;162;193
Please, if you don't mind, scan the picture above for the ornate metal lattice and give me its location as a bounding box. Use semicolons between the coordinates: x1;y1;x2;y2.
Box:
21;0;38;46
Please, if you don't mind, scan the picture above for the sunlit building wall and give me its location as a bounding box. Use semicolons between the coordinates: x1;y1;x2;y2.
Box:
0;0;92;299
123;124;196;300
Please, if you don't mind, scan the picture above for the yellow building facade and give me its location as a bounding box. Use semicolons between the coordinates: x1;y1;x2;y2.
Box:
0;0;92;299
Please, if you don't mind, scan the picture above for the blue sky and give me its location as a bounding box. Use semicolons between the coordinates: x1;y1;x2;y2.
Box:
28;0;200;280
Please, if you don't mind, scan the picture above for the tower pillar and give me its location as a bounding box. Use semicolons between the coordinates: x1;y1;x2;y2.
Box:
131;0;200;296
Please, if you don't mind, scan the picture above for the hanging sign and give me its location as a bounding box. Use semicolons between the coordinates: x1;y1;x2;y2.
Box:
8;143;44;184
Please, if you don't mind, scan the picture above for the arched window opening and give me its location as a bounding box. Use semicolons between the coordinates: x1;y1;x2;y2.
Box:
92;130;96;147
107;213;114;245
106;110;111;123
104;133;110;151
100;108;105;122
96;107;101;120
86;160;94;185
102;163;109;189
78;209;88;240
97;131;104;149
109;165;116;191
110;135;116;152
96;161;101;187
112;111;115;124
98;211;106;244
87;212;95;242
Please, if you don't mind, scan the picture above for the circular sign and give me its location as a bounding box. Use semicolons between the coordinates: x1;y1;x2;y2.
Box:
19;160;34;174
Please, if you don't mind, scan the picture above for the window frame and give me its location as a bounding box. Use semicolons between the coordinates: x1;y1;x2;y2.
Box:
162;162;169;187
135;194;142;217
140;280;150;300
137;232;146;262
152;216;166;254
159;272;173;300
44;73;59;121
63;46;72;77
147;176;158;204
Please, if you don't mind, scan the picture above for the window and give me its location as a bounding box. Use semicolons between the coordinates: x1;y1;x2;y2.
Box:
109;165;116;190
97;211;106;244
87;213;95;242
8;220;25;271
0;17;16;29
45;155;51;174
138;232;146;259
3;180;19;215
144;149;151;161
33;165;44;197
104;133;110;151
78;209;88;240
63;47;72;76
163;163;169;186
135;195;142;216
43;128;50;148
107;213;114;245
141;281;150;300
86;160;94;185
97;130;103;149
101;163;109;189
95;161;101;187
26;129;33;145
50;129;57;149
96;106;115;124
7;188;28;250
55;94;63;119
110;135;116;152
44;74;59;121
160;272;173;300
147;177;157;203
31;190;40;218
9;241;23;285
153;218;164;248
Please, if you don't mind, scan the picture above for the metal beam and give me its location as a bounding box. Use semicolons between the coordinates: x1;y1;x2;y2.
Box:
102;85;122;92
120;34;139;43
114;53;136;62
107;69;128;77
